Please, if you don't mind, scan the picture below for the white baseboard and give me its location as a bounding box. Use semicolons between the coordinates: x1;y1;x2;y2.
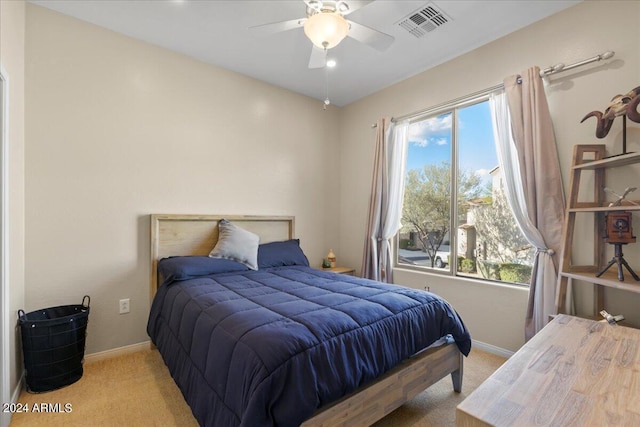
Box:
84;341;151;364
1;372;25;427
11;372;23;402
472;339;514;358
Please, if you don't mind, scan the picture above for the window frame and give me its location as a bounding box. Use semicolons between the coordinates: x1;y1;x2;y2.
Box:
394;88;528;286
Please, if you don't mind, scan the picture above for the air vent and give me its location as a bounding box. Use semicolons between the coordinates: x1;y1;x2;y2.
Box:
396;3;450;38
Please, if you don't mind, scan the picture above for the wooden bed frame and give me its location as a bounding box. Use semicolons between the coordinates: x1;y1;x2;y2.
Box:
150;214;463;427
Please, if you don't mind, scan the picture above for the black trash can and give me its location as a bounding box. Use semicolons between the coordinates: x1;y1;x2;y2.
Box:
18;296;90;393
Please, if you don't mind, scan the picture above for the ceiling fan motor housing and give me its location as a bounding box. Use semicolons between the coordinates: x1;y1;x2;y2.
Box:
303;10;350;49
306;1;350;16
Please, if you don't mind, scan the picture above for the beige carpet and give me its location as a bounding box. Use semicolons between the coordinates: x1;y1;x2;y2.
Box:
11;348;505;427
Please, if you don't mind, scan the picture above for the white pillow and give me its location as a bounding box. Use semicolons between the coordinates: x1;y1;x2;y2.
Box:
208;219;260;270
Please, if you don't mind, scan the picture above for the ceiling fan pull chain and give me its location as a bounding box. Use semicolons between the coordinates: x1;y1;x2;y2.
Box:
324;57;331;110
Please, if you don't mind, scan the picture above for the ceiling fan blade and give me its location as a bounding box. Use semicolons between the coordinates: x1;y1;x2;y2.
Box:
347;20;394;51
248;18;304;37
308;45;327;69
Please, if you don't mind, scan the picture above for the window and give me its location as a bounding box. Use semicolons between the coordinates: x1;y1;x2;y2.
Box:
397;94;534;285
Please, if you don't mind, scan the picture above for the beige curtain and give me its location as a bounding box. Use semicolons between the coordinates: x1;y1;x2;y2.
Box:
361;118;408;282
503;67;565;340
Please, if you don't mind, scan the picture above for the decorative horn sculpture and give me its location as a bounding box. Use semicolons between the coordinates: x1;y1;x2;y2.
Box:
627;88;640;123
581;86;640;139
581;110;614;138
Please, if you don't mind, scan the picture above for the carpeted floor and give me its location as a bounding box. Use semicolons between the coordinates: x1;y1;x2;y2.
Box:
10;347;505;426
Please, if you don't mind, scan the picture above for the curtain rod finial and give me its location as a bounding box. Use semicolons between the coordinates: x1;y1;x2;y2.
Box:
601;51;615;60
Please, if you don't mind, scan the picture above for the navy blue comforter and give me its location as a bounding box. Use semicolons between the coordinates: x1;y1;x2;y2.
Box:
147;265;471;427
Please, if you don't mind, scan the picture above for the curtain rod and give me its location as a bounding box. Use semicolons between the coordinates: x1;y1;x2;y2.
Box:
371;50;616;128
539;50;615;78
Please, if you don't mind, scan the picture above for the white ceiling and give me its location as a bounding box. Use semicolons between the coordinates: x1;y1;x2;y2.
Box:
29;0;581;106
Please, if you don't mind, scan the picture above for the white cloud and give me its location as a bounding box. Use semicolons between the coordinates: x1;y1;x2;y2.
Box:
476;168;490;176
410;137;449;148
412;138;429;147
409;115;452;136
408;115;452;147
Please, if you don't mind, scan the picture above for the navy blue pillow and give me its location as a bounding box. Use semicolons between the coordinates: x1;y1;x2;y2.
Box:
158;256;249;284
257;239;310;268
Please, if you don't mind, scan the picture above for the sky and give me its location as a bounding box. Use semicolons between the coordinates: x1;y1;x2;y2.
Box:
406;100;498;189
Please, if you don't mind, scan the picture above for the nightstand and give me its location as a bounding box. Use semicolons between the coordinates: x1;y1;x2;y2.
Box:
322;267;356;276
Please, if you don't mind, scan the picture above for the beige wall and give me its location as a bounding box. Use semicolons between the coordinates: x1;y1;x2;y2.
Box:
338;0;640;352
1;0;26;400
21;1;640;358
24;4;340;355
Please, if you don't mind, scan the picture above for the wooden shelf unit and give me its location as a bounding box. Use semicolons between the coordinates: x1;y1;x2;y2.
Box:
555;145;640;316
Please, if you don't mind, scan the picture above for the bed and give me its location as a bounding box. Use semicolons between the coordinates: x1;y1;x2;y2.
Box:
147;214;471;427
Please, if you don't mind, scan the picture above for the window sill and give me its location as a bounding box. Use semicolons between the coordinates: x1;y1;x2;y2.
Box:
393;265;530;290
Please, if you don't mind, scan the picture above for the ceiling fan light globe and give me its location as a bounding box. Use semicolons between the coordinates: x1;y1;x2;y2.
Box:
303;12;349;49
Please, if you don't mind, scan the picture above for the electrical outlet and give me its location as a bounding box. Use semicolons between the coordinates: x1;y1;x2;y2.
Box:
119;298;130;314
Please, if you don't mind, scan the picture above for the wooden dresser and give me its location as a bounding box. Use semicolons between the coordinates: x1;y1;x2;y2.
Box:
456;314;640;426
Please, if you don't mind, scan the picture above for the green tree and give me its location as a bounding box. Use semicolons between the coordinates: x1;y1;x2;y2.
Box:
402;162;483;268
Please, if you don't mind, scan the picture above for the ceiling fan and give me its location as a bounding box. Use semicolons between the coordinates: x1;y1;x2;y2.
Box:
249;0;394;69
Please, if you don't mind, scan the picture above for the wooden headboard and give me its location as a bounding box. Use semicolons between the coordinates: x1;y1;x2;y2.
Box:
150;214;295;299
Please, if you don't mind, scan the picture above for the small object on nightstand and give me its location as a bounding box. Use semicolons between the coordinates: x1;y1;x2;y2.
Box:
327;249;336;268
322;258;332;268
